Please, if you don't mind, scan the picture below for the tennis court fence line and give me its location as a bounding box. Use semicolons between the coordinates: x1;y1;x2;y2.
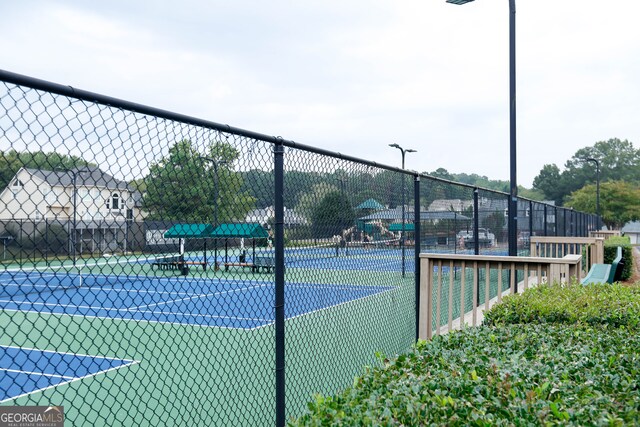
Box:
0;69;598;426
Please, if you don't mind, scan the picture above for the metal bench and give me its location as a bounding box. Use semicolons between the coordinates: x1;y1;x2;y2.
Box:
152;255;184;270
254;255;276;273
223;262;255;272
581;246;624;285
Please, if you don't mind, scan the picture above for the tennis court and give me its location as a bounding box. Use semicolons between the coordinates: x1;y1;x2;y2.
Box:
0;251;405;421
0;270;394;329
1;345;138;403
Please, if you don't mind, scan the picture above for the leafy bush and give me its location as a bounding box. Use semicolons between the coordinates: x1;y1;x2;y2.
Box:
483;283;640;329
604;236;632;280
290;324;640;426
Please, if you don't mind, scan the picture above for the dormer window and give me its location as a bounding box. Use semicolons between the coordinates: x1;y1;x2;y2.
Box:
11;179;24;191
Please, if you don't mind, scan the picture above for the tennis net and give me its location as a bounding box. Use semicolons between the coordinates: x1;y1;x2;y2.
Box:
345;238;402;256
254;241;339;265
0;270;88;299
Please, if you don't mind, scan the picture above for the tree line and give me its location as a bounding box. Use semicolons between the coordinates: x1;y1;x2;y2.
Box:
3;136;637;231
532;138;640;228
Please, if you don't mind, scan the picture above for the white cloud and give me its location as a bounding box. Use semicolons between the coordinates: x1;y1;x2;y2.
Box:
1;0;638;187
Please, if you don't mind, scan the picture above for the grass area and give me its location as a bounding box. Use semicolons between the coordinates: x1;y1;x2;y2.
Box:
291;282;640;426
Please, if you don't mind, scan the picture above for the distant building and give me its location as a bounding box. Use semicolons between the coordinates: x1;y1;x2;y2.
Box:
427;199;473;213
244;206;307;228
0;166;142;253
622;221;640;245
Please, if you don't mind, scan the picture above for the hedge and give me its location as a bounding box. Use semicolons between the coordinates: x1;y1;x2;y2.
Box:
291;283;640;426
290;324;640;426
603;236;632;281
483;283;640;329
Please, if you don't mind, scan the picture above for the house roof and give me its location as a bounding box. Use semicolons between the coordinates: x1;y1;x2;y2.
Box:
164;223;216;238
356;198;385;210
428;199;473;212
622;221;640;233
211;223;269;238
25;165;131;191
388;223;415;232
359;208;470;221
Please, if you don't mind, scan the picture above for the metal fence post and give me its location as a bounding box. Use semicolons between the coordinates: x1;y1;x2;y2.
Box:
414;175;420;341
528;200;533;241
473;189;480;305
274;141;285;427
473;189;479;255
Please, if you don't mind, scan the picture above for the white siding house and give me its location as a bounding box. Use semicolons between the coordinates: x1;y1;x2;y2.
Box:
0;166;141;254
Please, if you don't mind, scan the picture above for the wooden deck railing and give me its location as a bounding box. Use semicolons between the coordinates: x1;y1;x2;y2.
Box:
418;253;582;340
589;230;621;240
529;236;604;272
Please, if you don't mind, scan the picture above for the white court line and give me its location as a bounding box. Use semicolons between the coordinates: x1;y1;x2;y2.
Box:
134;283;273;309
0;368;74;380
1;273;273;297
248;284;397;331
2;256;158;274
0;282;193;298
0;344;137;362
0;280;393;330
286;283;395;292
0;359;140;404
0;301;271;323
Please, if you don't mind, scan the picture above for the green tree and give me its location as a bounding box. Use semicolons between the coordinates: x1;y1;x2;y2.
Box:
482;210;506;235
565;181;640;229
295;182;339;221
311;191;356;238
532;164;565;205
143;139;255;222
533;138;640;206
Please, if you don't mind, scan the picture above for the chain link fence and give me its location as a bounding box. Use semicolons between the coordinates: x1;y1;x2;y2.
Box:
0;70;598;426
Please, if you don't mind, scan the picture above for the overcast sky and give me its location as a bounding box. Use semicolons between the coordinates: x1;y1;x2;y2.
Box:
1;0;638;187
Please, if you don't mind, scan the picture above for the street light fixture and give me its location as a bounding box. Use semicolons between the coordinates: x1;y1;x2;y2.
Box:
584;157;600;230
446;0;518;257
200;156;229;270
388;143;417;278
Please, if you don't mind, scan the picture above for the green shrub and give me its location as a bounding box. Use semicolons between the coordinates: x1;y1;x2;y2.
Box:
483;283;640;329
290;324;640;426
604;236;632;281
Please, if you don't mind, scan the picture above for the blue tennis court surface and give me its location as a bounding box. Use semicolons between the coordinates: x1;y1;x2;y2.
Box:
0;345;138;403
0;273;394;329
175;245;418;272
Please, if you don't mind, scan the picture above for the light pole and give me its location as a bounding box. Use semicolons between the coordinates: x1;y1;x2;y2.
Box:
201;157;228;269
389;143;417;278
446;0;518;257
584;157;600;230
56;167;91;268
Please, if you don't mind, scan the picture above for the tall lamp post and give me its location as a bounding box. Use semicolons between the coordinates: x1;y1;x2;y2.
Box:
389;143;417;278
201;157;228;269
446;0;518;257
584;157;600;230
56;167;91;268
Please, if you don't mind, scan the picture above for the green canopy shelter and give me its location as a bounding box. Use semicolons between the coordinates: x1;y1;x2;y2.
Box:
211;223;270;267
163;223;216;270
388;223;415;232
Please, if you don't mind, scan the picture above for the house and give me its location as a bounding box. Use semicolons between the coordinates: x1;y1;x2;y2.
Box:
622;221;640;245
244;206;308;228
0;166;141;254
